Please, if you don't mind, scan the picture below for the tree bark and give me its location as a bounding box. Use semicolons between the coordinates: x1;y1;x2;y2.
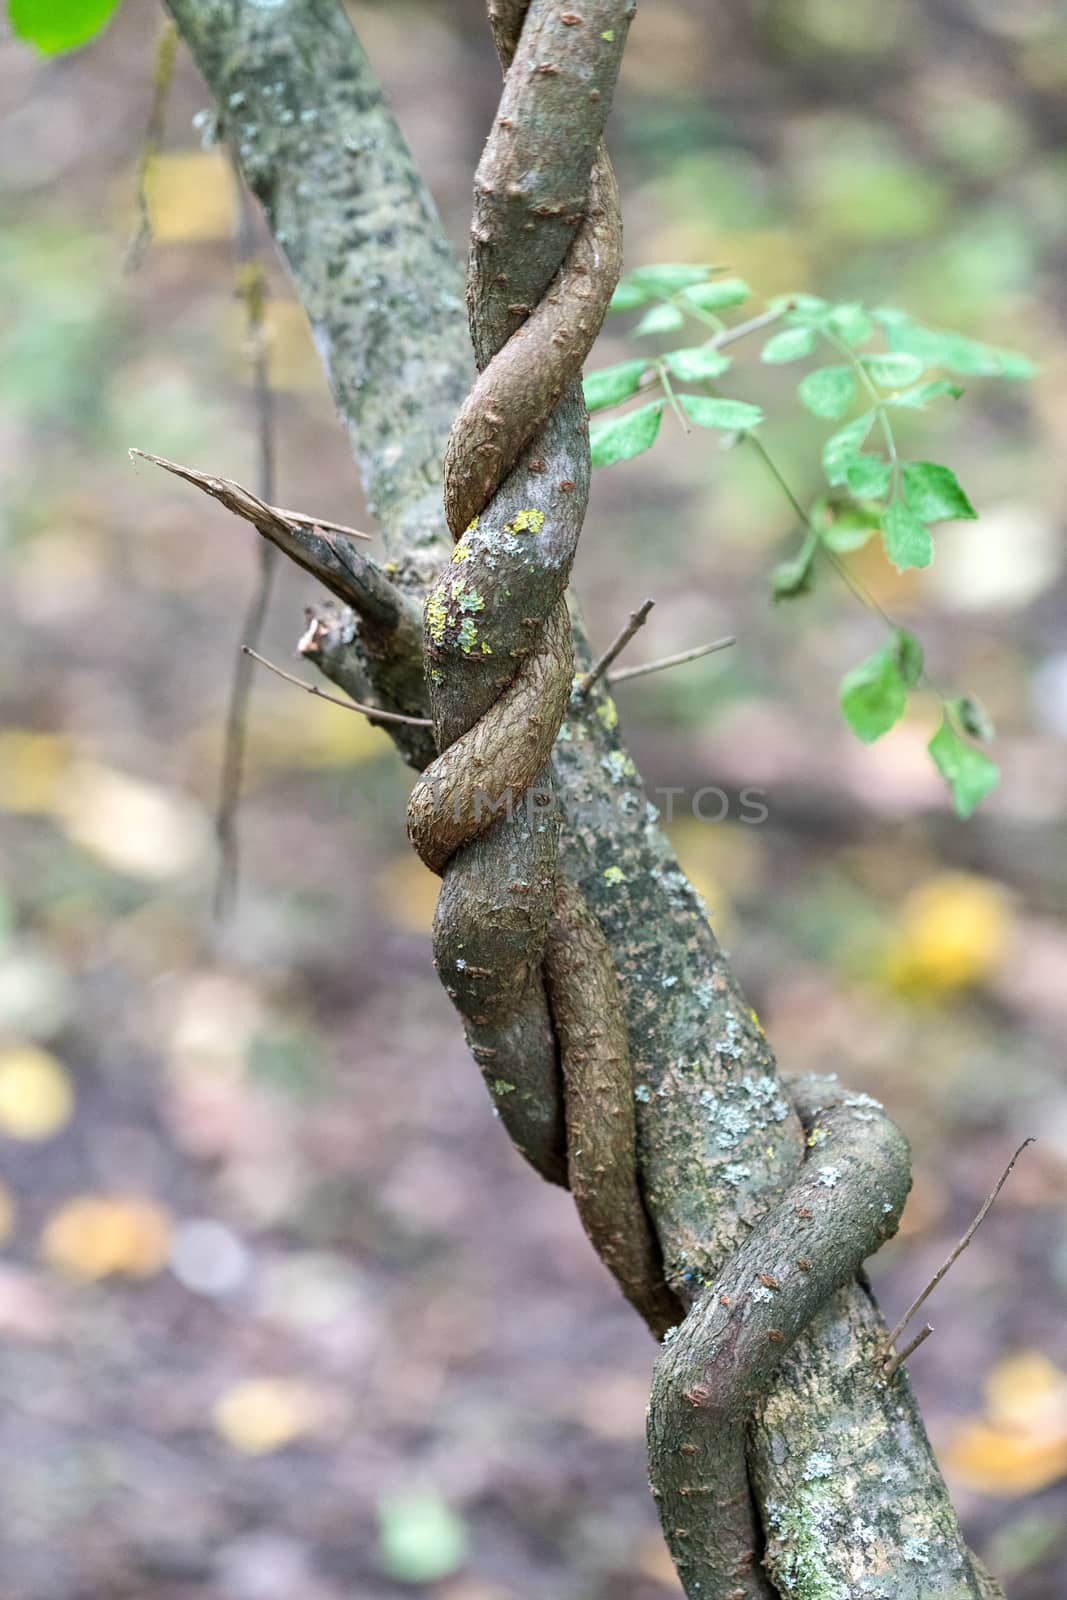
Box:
163;2;1001;1594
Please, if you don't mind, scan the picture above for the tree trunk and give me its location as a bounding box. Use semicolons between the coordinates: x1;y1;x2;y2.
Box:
162;2;1002;1594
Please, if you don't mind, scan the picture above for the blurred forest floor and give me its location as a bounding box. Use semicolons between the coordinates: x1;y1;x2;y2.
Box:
1;1;1066;1596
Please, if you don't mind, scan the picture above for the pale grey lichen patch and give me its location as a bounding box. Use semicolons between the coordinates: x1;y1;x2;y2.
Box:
817;1165;842;1188
634;1084;651;1104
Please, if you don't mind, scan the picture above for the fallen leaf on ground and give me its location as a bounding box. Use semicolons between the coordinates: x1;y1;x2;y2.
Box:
0;1044;74;1140
40;1194;171;1280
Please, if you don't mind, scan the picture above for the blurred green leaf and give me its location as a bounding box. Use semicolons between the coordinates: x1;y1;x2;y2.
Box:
825;303;873;347
589;401;663;466
681;277;751;311
840;644;907;742
662;345;732;382
816;498;879;553
9;0;121;52
844;455;891;498
378;1494;467;1586
895;629;924;688
902;461;977;523
882;500;933;570
634;303;685;337
798;365;855;419
771;528;818;600
928;716;999;818
952;694;995;741
583;358;648;412
862;352;925;387
888;379;965;409
630;264;717;296
679;394;763;431
822;412;875;485
874;309;1036;379
761;325;815;364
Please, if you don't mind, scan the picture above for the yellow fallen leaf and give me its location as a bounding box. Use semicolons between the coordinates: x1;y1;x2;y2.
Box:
881;872;1012;994
0;1179;16;1244
212;1378;323;1456
943;1420;1067;1498
58;762;210;881
142;149;235;244
376;853;441;935
0;732;71;814
986;1351;1067;1433
943;1351;1067;1498
0;1045;74;1141
40;1194;171;1281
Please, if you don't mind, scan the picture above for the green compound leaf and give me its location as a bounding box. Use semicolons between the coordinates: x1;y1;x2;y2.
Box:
634;303;685;337
681;277;751;311
882;500;934;571
662;345;732;382
582;358;649;412
862;351;926;388
840;644;908;742
378;1494;468;1586
9;0;121;51
822;411;876;485
902;461;977;524
798;364;856;420
761;325;816;364
679;393;764;431
887;379;965;409
844;455;891;499
589;401;663;466
825;303;873;347
928;716;1000;818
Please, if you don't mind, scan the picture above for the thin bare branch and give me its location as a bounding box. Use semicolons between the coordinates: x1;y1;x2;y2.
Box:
880;1138;1035;1363
243;648;433;727
884;1322;934;1383
607;634;735;686
123;19;179;272
215;170;278;920
574;598;654;697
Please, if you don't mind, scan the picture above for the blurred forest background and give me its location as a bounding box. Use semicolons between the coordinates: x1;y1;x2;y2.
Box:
1;0;1066;1596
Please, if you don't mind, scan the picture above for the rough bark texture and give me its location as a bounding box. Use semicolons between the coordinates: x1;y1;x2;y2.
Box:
166;3;1003;1596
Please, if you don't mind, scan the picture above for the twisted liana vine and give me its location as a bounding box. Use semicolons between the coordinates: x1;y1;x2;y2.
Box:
408;7;638;1181
403;6;1005;1597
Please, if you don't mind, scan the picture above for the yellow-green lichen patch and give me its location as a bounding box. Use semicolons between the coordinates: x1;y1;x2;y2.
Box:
603;865;626;886
506;507;545;534
426;586;449;645
451;538;471;563
596;695;618;730
492;1079;516;1097
427;575;487;652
